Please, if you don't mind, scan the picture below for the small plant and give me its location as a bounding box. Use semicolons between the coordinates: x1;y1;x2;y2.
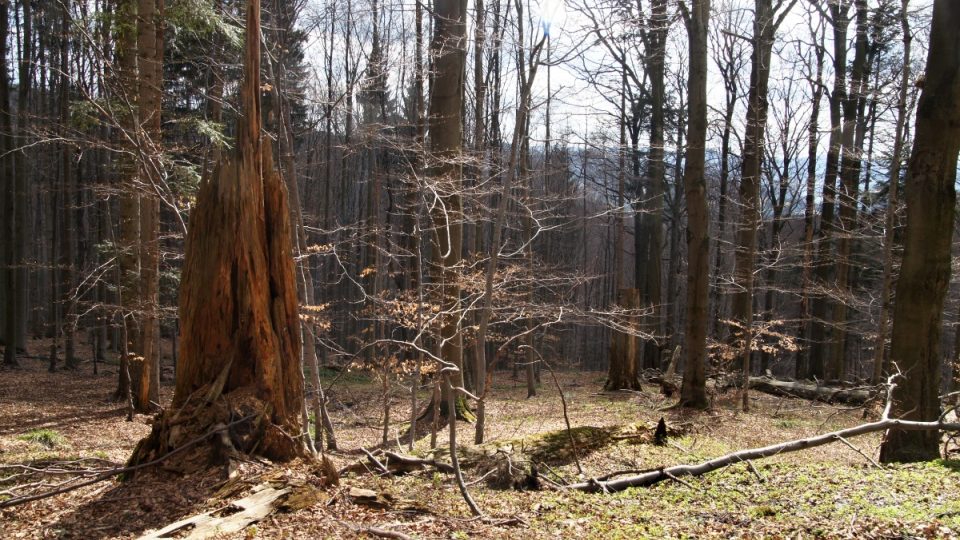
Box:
17;429;66;449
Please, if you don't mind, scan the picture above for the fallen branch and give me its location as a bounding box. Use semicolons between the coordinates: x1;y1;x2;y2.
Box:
569;375;957;493
383;451;456;474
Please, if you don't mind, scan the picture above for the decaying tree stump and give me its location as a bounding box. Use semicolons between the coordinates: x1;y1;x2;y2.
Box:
128;0;308;471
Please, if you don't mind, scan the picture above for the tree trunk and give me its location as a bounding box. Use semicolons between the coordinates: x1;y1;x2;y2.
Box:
872;0;911;385
114;0;140;400
879;0;960;463
796;23;825;379
638;0;667;370
134;0;163;412
1;0;17;367
678;0;710;409
808;1;851;378
607;288;642;391
730;0;781;410
828;0;870;382
130;0;308;467
426;0;470;423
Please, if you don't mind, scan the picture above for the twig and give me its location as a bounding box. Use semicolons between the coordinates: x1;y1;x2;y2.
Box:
664;471;696;490
526;348;583;475
833;435;883;469
360;447;391;476
362;526;414;540
745;460;765;483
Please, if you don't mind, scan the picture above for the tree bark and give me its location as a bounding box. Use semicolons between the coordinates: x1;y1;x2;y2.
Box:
130;0;308;466
880;0;960;463
678;0;710;409
729;0;792;409
872;0;911;385
1;0;17;367
828;0;871;382
134;0;163;412
427;0;470;422
808;1;851;378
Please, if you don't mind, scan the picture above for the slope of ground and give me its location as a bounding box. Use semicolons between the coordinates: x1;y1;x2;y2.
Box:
1;342;959;539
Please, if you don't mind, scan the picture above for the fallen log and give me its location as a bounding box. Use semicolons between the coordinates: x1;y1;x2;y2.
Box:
569;376;957;493
748;376;877;405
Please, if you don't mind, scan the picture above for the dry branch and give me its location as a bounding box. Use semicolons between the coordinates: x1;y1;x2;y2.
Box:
569;376;955;493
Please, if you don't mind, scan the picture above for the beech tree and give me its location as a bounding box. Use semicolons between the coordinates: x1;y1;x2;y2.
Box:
678;0;710;409
424;0;470;423
879;0;960;463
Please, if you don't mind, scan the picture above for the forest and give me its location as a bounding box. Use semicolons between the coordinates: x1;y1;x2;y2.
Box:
1;0;960;537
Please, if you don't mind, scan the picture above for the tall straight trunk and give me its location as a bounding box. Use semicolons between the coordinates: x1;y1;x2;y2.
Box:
471;0;488;437
614;67;626;293
61;0;79;370
872;0;911;384
809;1;851;378
828;0;870;381
521;89;536;398
729;0;788;410
428;0;469;420
7;0;33;361
606;65;640;390
666;109;684;352
1;0;17;367
134;0;163;412
114;0;139;399
796;26;825;379
678;0;710;409
638;0;668;370
880;0;960;463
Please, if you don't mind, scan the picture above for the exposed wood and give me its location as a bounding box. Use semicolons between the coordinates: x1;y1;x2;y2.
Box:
747;376;876;405
128;0;308;467
138;483;290;540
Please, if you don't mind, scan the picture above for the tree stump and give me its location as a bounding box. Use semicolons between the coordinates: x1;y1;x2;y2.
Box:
128;0;308;472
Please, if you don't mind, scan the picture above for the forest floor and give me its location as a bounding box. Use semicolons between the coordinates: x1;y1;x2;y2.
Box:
2;341;960;539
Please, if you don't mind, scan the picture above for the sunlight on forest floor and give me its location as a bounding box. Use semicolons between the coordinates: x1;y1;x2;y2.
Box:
2;342;959;539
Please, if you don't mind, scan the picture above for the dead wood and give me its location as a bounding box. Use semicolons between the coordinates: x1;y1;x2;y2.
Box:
748;376;877;405
138;482;289;540
568;377;958;493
